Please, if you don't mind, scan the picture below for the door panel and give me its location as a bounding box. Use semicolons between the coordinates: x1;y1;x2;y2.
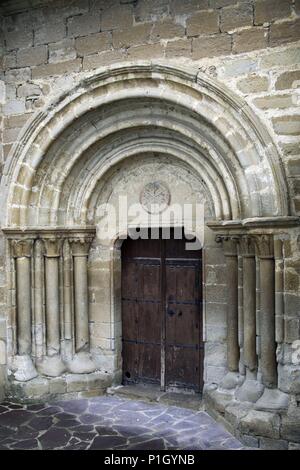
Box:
121;231;203;391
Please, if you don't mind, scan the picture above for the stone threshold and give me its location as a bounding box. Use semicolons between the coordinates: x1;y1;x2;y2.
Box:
107;383;203;411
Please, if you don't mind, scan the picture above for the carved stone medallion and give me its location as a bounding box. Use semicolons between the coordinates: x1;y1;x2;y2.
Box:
140;181;170;214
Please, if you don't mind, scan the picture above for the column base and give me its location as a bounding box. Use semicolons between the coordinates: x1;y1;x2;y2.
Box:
220;371;243;390
254;387;289;412
235;378;264;403
36;355;67;377
10;355;38;382
67;351;97;374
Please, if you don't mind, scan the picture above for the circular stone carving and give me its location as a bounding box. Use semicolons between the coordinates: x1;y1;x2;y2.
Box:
140;181;170;214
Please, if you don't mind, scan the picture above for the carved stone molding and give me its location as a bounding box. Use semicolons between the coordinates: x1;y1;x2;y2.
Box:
69;237;94;257
11;239;33;258
43;238;62;258
216;235;239;256
254;234;274;259
239;235;255;258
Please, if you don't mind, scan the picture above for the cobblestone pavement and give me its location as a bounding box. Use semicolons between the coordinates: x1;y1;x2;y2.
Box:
0;395;245;450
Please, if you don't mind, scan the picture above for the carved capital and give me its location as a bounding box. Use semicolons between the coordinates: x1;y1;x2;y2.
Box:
254;234;274;259
216;235;239;257
11;239;33;258
239;235;255;257
43;238;62;257
69;236;94;257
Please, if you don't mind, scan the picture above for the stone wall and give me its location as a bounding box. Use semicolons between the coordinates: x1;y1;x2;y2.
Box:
0;0;299;448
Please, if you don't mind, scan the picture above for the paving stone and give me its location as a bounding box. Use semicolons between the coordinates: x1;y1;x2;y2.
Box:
28;416;53;431
89;435;128;449
38;427;71;449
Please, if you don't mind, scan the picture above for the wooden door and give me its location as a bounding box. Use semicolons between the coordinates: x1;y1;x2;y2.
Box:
121;230;203;392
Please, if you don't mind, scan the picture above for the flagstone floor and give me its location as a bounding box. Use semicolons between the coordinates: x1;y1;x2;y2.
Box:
0;395;245;450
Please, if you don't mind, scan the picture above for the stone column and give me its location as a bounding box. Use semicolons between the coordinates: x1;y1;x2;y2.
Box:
33;239;45;359
254;235;277;388
63;239;73;361
37;238;66;377
274;238;284;344
236;236;263;402
217;235;240;389
11;239;37;381
68;236;95;373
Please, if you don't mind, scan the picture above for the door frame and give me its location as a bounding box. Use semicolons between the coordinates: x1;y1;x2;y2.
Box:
119;227;204;392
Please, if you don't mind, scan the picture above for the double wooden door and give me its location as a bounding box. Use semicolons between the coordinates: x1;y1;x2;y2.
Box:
121;230;203;392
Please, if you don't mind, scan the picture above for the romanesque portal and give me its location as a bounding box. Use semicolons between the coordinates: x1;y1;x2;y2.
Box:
0;63;299;447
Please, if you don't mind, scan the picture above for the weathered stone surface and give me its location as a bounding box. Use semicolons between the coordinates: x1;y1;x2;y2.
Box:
82;50;125;70
49;39;76;64
3;99;25;116
186;10;219;37
34;22;66;45
16;46;47;67
220;3;253;32
236;75;269;93
192;34;231;59
281;411;300;443
253;94;294;109
270;19;300;47
101;4;133;30
75;32;111;56
151;20;185;41
240;410;280;439
233;28;268;54
272;116;300;136
127;43;164;60
5;67;31;83
112;24;152;48
32;59;82;79
259;437;288;450
275;70;300;90
166;39;191;58
222;58;258;77
170;0;209;15
17;83;42;98
260;47;300;69
67;14;100;38
5;29;33;51
254;0;292;25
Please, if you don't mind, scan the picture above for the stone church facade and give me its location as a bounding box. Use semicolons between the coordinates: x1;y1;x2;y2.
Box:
0;0;299;449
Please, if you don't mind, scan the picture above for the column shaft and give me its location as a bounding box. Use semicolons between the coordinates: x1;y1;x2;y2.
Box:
260;257;277;387
243;255;257;372
74;256;89;352
226;254;239;372
16;257;32;355
45;256;60;355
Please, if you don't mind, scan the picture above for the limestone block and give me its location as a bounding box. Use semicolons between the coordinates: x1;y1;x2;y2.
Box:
0;340;6;365
151;20;184;41
205;247;225;265
253;94;294;110
66;373;88;392
225;402;252;429
192;34;231;59
3;99;25;116
205;302;226;324
24;377;49;397
237;75;269;94
240;410;280;439
101;4;133;30
220;3;253;32
5;29;33;51
82;50;125;70
49;39;76;64
186;10;219;37
17;83;42;98
3;53;16;69
254;0;292;25
32;59;82;79
134;0;168;22
233;28;268;54
3;127;21;143
86;371;112;391
112;23;152;48
75;32;111;56
260;47;300;69
278;364;300;394
284;318;300;343
49;376;67;395
281;411;300;443
67;352;96;374
259;437;288;450
17;46;47;67
165;39;191;58
205;284;228;303
222;58;258;77
289;442;300;450
67;14;100;38
5;67;31;83
170;0;209;15
205;365;227;383
36;355;67;377
270;19;300;47
286;161;300;177
273;116;300;136
127;43;164;60
275;70;300;90
34;22;66;45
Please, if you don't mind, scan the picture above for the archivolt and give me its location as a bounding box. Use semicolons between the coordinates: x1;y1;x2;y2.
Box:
1;62;289;227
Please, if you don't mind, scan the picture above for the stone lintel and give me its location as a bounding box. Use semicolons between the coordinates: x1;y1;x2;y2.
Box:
2;226;96;239
207;216;300;233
